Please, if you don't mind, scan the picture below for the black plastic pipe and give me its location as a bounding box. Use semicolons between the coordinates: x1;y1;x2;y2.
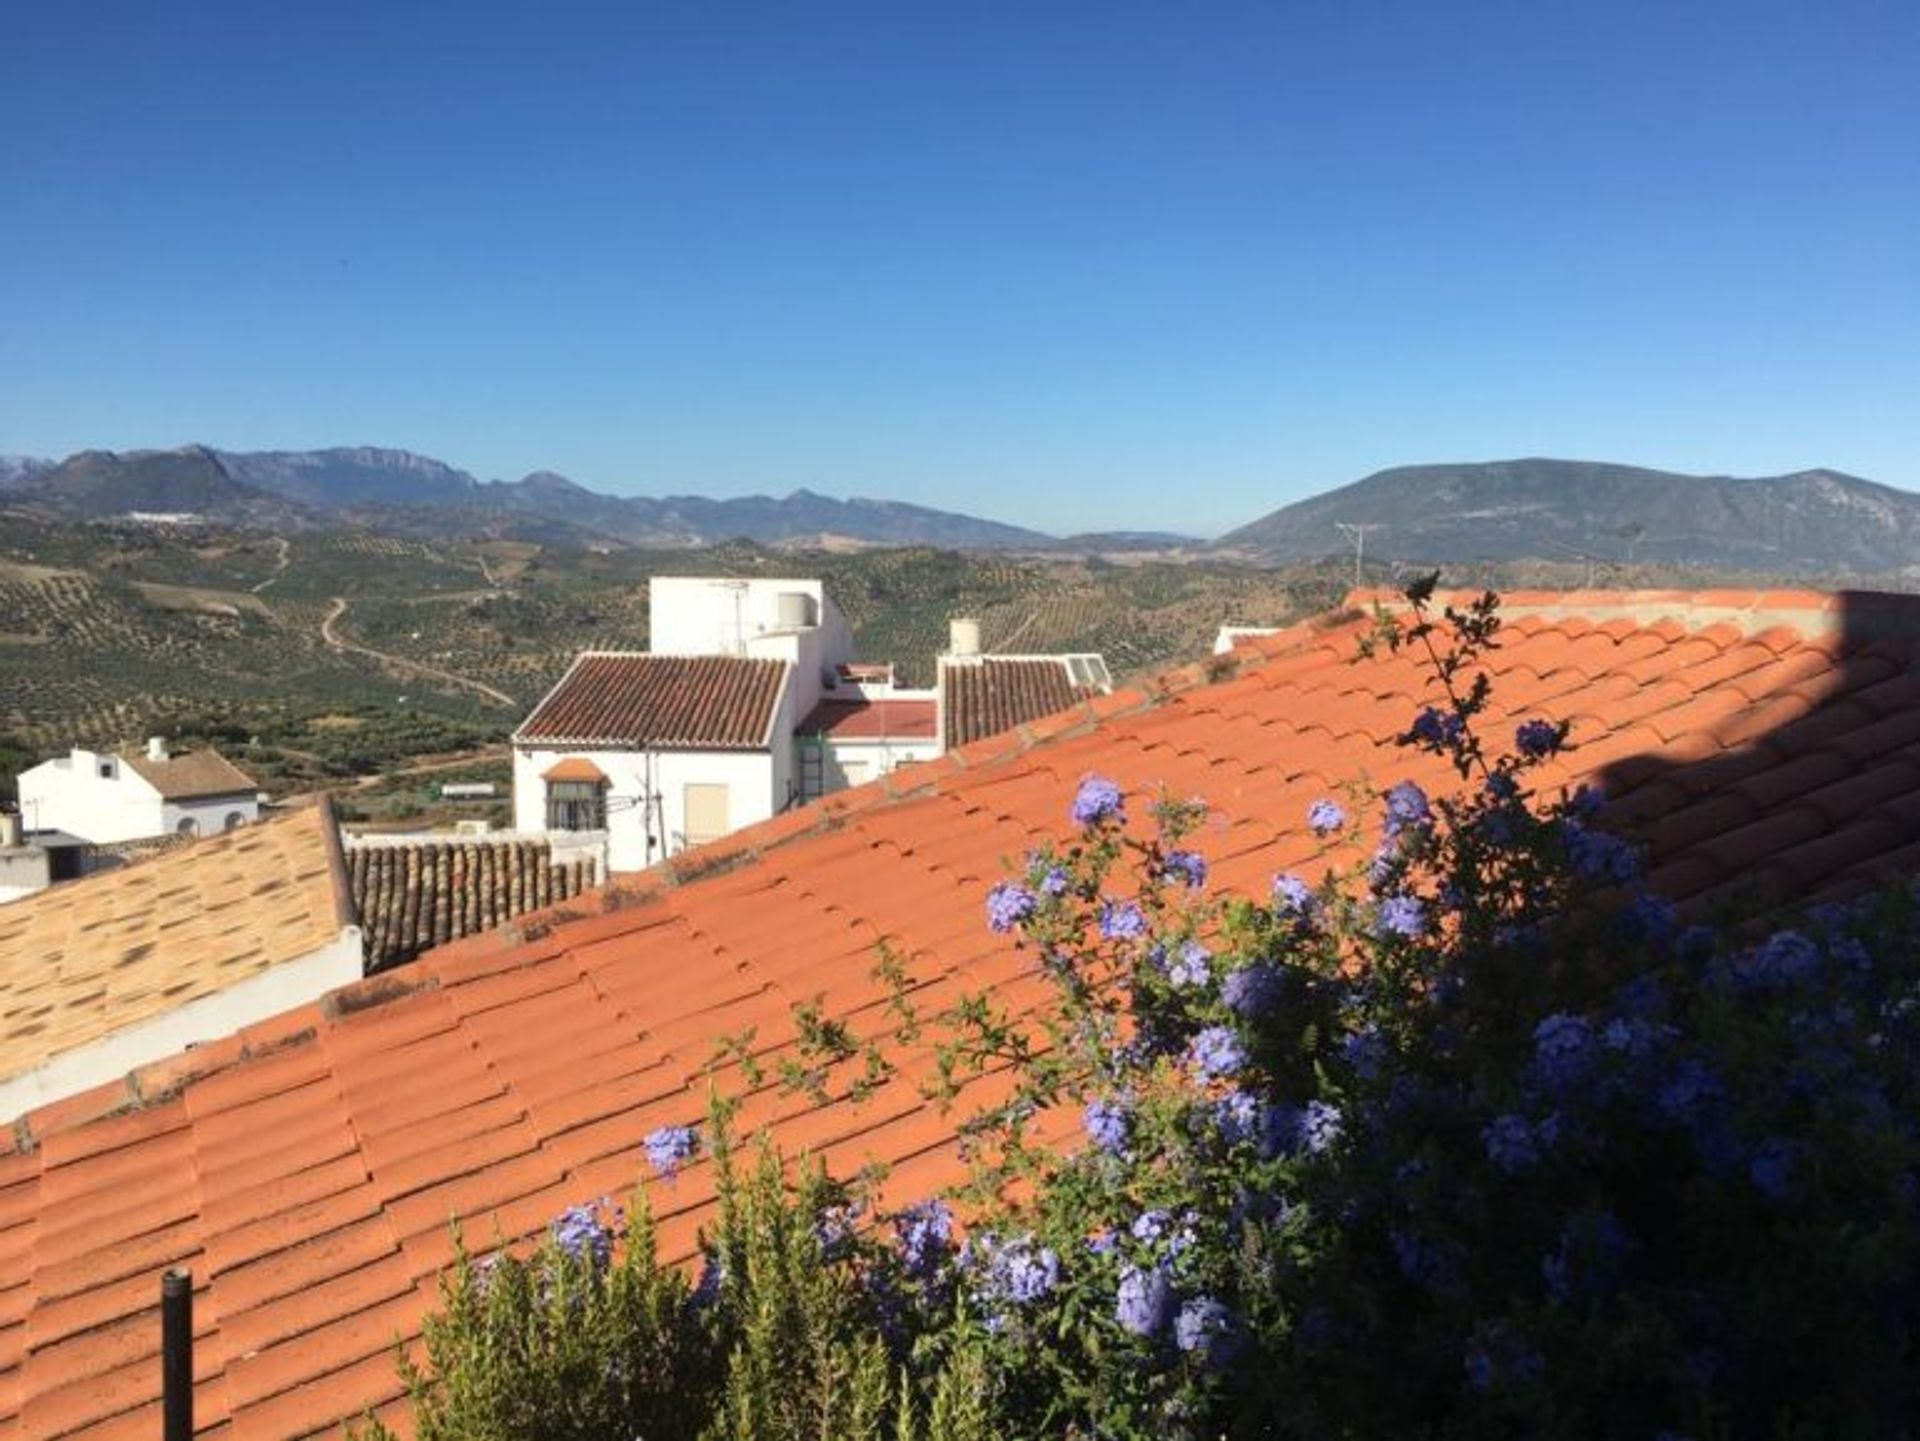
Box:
161;1268;192;1441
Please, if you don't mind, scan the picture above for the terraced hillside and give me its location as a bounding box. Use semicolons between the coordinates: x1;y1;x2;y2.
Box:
0;515;1338;795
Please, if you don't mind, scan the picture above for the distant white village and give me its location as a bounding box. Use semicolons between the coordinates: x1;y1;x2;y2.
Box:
1;573;1114;905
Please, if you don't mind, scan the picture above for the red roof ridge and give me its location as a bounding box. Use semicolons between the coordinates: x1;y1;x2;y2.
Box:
1337;586;1905;641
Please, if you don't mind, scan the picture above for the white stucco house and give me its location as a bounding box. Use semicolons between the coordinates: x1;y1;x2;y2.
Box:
513;578;940;872
16;738;261;846
514;581;1119;872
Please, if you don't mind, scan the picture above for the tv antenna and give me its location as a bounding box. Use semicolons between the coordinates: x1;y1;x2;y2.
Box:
1334;523;1379;588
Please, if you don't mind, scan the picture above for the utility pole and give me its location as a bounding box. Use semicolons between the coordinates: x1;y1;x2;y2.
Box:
1335;523;1378;589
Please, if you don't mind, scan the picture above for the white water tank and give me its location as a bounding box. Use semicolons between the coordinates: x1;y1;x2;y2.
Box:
0;812;21;849
147;736;169;761
776;591;817;629
949;617;981;657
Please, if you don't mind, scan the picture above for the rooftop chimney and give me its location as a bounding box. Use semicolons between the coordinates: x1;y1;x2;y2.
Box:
0;812;21;849
948;617;981;658
147;736;169;762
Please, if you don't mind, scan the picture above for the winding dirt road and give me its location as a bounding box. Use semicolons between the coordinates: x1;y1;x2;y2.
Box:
319;596;518;708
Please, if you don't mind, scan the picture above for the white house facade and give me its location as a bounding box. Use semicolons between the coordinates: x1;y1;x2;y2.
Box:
17;738;260;845
514;582;1107;872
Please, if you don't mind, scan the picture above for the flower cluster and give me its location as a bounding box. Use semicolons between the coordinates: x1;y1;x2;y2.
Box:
643;1123;700;1180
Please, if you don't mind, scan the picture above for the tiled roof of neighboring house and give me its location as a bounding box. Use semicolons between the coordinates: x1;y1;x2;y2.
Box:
16;588;1920;1437
0;802;354;1116
515;653;789;749
120;747;257;800
799;697;938;741
347;838;599;972
941;657;1098;748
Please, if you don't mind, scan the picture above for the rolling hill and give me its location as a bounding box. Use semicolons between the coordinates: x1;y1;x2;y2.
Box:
1218;459;1920;577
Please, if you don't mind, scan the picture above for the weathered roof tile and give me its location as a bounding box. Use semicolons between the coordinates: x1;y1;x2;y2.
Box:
515;652;787;748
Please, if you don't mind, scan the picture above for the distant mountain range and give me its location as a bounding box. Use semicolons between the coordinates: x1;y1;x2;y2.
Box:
4;447;1918;575
0;445;1085;551
1221;459;1920;577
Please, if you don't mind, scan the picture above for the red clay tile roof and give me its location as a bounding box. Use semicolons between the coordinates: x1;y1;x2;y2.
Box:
347;838;599;972
941;657;1096;748
799;698;938;741
14;587;1920;1438
515;653;788;749
120;748;256;800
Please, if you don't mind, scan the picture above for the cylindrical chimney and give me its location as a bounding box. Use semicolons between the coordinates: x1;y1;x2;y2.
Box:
147;736;169;761
0;812;20;849
949;617;981;657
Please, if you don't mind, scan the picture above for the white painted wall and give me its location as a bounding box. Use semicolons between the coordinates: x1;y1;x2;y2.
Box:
161;795;260;839
16;750;257;843
650;576;827;654
0;925;364;1123
514;744;781;872
18;751;163;843
823;735;942;791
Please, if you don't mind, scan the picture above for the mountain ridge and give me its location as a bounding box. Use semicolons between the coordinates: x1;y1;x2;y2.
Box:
1219;458;1920;577
4;444;1059;550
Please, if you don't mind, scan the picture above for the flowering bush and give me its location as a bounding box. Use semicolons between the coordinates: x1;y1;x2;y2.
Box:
372;585;1920;1440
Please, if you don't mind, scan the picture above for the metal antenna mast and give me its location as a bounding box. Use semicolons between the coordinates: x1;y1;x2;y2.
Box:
1334;523;1378;589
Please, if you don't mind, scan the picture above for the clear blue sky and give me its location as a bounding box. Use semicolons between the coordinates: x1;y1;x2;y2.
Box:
3;1;1916;537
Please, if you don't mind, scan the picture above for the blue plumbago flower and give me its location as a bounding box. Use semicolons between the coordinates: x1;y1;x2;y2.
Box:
978;1233;1059;1306
1381;781;1432;837
1223;962;1283;1016
1749;1138;1800;1201
1734;929;1821;990
1296;1098;1343;1155
894;1200;954;1281
1602;1015;1668;1059
644;1124;699;1180
550;1199;618;1269
1166;938;1211;987
985;881;1037;933
1341;1025;1385;1080
1375;894;1427;939
1568;782;1606;819
1514;718;1563;758
1174;1297;1241;1365
815;1200;862;1260
1531;1013;1595;1090
1099;897;1149;941
1038;865;1070;897
1129;1207;1197;1257
1084;1095;1133;1155
1563;821;1640;883
1407;706;1465;749
1114;1262;1174;1337
1484;770;1520;802
1161;849;1209;888
1187;1025;1246;1081
1483;1112;1539;1174
1391;1228;1457;1293
1621;892;1678;947
1271;871;1316;919
1071;775;1126;826
1655;1058;1723;1126
1307;797;1347;835
1211;1089;1262;1146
